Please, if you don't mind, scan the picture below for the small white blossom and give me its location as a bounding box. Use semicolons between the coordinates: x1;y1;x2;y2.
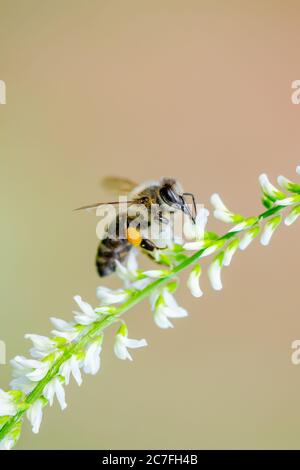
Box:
210;193;228;212
43;377;67;410
114;324;147;361
50;317;75;331
260;215;282;246
187;265;203;297
296;166;300;175
73;295;99;325
143;270;169;278
10;376;35;394
0;390;18;417
239;226;260;251
116;252;153;290
60;356;82;386
277;175;300;193
183;240;207;251
213;209;234;223
152;289;188;329
274;195;300;207
200;240;225;257
96;286;129;305
277;175;291;190
183;207;209;241
116;247;138;281
115;249;139;285
208;252;224;291
50;316;80;342
284;205;300;226
0;435;15;450
223;239;239;266
228;217;257;233
51;329;79;342
83;337;103;375
24;334;56;359
10;356;50;382
26;399;43;434
211;193;243;224
259;173;285;201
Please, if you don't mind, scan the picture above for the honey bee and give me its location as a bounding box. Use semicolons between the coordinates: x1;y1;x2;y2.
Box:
75;177;196;277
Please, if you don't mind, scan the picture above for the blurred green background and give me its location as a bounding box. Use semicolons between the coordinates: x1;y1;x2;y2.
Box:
1;0;300;449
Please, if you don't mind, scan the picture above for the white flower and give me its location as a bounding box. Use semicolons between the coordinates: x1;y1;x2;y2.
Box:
223;239;239;266
114;324;147;361
50;316;79;342
0;435;15;450
210;193;228;212
228;217;257;233
284;205;300;226
43;378;67;410
239;226;260;251
208;253;224;291
187;265;203;298
51;329;79;342
73;295;99;325
152;289;188;329
60;356;82;386
143;270;169;278
0;390;18;416
26;399;43;434
260;215;282;246
274;195;300;206
10;356;50;382
96;287;129;305
259;173;285;201
24;334;56;359
50;317;75;331
83;337;103;375
200;240;225;257
115;249;139;286
183;240;207;251
132;278;153;290
10;376;35;394
210;193;243;224
297;166;300;175
277;175;300;193
183;208;209;241
116;251;153;290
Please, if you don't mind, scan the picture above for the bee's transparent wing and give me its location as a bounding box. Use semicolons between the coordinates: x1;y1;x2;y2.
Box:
73;200;136;212
101;176;138;194
74;201;135;241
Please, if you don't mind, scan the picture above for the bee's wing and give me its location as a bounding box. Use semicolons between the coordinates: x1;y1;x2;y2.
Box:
74;200;135;241
73;200;136;212
101;176;138;194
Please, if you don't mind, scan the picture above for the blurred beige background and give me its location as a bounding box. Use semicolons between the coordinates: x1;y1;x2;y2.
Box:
1;0;300;450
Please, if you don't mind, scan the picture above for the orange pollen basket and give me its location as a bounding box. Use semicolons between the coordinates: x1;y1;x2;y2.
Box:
126;227;142;246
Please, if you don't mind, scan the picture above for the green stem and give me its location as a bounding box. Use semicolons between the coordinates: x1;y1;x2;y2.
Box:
0;203;287;443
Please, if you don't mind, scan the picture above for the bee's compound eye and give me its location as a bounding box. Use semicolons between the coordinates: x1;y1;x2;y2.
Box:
159;186;179;206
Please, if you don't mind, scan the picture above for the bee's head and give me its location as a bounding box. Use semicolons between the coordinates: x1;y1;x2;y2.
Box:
159;178;195;223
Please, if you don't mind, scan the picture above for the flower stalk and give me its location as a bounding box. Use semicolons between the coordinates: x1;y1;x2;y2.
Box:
1;167;299;449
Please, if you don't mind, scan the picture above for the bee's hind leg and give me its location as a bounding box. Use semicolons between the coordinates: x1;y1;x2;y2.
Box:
140;239;167;251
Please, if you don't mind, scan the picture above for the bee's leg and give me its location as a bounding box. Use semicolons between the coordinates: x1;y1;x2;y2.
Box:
182;192;197;220
140;239;167;251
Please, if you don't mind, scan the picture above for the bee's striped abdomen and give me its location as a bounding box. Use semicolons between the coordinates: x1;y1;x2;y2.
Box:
96;236;132;277
96;214;132;277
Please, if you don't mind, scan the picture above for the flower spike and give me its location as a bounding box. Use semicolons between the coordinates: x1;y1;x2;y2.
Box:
1;165;299;450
